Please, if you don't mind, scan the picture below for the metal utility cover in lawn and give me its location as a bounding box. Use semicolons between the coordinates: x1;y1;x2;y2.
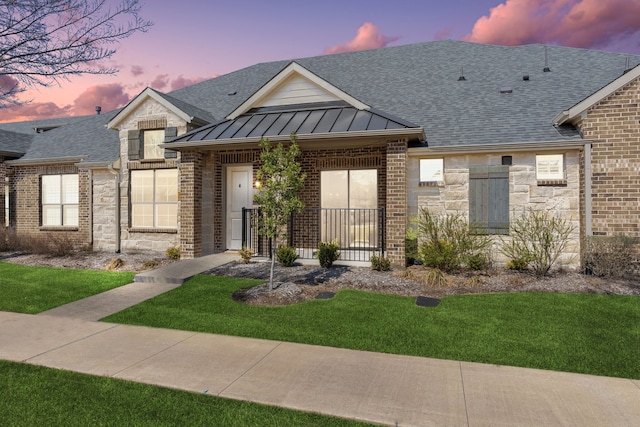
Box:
416;296;440;307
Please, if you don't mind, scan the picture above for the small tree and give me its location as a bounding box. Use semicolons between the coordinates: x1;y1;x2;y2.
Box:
253;133;305;291
0;0;152;108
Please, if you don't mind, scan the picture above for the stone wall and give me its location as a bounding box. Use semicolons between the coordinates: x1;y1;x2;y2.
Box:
408;151;582;269
92;169;118;252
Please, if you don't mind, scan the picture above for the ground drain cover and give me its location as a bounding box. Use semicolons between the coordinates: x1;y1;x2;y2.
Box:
416;296;440;307
316;292;336;300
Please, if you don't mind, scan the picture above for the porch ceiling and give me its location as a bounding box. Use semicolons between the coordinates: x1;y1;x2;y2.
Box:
165;101;425;147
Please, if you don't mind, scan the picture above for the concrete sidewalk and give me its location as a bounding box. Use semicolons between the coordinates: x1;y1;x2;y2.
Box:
2;311;639;426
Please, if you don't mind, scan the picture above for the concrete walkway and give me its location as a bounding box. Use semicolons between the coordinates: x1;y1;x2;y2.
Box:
3;253;640;426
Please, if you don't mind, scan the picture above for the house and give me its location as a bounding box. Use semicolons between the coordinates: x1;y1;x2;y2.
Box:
1;40;639;268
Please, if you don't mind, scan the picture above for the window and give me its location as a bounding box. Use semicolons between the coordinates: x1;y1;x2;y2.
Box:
420;158;444;182
536;154;564;180
131;169;178;229
321;169;378;248
143;129;165;159
469;166;509;234
4;182;9;226
41;174;79;227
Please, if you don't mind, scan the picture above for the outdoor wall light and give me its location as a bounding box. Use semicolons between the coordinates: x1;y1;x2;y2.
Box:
254;180;262;189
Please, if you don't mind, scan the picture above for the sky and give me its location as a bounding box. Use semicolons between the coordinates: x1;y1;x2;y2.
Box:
1;0;640;123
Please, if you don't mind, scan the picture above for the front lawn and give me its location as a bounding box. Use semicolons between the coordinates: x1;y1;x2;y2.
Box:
104;275;640;379
0;262;135;314
0;360;369;426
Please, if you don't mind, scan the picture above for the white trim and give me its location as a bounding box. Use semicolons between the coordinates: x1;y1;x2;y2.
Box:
554;65;640;125
226;62;370;120
107;88;192;129
408;140;588;156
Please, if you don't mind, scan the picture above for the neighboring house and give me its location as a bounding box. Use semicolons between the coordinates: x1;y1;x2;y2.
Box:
1;40;639;268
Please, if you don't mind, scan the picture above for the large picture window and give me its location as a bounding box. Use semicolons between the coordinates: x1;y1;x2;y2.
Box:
131;169;178;229
41;174;79;226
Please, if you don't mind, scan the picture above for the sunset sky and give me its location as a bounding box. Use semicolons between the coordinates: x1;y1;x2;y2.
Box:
1;0;639;123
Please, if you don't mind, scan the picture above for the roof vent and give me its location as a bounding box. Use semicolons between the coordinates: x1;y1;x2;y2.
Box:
543;46;551;72
623;57;632;74
500;86;513;94
458;66;466;81
228;91;237;96
523;75;530;81
95;106;101;115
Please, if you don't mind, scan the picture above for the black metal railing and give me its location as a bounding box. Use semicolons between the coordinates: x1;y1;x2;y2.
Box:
242;207;385;262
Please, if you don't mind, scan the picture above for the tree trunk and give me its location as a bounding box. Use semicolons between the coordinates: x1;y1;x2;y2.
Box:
268;240;276;291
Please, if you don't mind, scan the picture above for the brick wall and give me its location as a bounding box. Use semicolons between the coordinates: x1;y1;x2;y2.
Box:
386;140;407;266
179;151;203;258
11;163;91;248
576;78;640;238
0;158;6;226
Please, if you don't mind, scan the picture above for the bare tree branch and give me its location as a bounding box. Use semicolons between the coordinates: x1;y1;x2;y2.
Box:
0;0;153;108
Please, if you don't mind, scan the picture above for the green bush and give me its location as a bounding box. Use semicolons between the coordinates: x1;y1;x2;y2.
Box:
317;240;340;268
238;246;253;264
276;246;298;267
165;246;180;260
583;235;638;278
417;208;492;272
0;226;18;252
506;258;529;271
500;208;574;277
370;253;391;271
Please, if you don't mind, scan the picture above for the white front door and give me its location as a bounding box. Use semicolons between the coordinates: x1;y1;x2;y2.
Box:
226;166;252;250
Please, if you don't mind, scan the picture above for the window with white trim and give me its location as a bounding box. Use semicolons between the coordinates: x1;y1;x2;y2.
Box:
143;129;165;159
131;169;178;229
536;154;564;180
419;158;444;182
41;174;79;226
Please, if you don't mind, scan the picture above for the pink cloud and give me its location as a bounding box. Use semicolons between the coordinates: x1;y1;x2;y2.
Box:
324;22;399;54
71;83;130;115
0;102;70;123
150;74;169;90
463;0;640;51
131;65;145;77
434;27;453;41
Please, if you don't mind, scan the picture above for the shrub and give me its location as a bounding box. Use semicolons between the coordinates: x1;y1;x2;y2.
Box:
405;216;419;266
506;258;529;271
165;246;180;260
317;240;340;268
583;235;637;278
370;253;391;271
276;246;298;267
17;233;76;257
239;246;253;264
416;208;492;272
0;226;18;251
106;257;125;271
500;208;574;277
423;268;449;288
141;259;160;270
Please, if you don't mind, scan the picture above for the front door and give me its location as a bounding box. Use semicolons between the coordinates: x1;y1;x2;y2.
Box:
226;166;252;250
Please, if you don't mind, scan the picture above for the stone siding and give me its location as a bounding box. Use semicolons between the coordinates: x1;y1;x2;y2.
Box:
409;151;582;269
92;169;118;251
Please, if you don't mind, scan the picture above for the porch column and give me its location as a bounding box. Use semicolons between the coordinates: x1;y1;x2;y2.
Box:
0;158;6;227
179;150;203;259
386;139;407;267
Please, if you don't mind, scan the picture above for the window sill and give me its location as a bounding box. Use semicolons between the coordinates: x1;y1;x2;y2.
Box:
419;181;444;187
537;179;567;187
40;226;79;231
129;227;177;234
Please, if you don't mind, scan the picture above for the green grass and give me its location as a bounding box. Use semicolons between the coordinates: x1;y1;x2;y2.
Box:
0;360;370;426
0;262;135;314
104;275;640;379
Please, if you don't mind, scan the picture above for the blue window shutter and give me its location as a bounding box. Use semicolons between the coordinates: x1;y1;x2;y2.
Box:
164;127;178;159
128;130;142;160
469;166;509;234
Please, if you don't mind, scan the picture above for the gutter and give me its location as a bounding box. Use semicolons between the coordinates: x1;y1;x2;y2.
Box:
160;128;426;150
6;156;84;166
408;139;589;156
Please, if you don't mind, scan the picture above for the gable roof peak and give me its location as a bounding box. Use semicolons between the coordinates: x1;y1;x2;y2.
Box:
226;61;369;120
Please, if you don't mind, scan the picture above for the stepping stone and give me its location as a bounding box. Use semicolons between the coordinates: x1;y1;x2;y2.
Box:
315;292;335;300
416;296;440;307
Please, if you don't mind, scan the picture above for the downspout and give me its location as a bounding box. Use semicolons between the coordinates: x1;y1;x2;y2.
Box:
88;170;93;248
108;163;121;253
584;143;592;236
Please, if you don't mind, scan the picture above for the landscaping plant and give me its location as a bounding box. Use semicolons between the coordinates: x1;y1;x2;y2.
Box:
276;246;298;267
500;208;574;276
582;235;638;278
417;207;492;272
370;253;391;271
253;133;306;290
317;240;340;268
